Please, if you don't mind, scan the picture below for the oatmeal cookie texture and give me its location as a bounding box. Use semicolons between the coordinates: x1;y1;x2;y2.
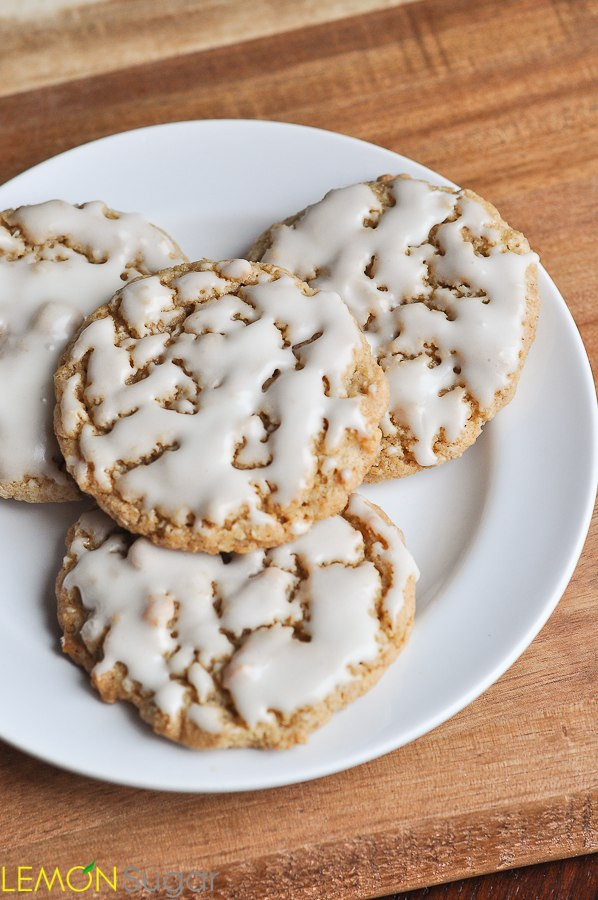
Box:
248;175;540;480
57;495;417;749
0;200;187;502
54;259;388;554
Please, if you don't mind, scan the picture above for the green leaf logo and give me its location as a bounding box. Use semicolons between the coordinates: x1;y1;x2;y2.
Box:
82;862;95;875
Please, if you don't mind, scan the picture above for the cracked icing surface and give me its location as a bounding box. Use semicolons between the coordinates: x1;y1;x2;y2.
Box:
249;175;539;480
54;260;388;553
56;494;418;749
0;200;186;502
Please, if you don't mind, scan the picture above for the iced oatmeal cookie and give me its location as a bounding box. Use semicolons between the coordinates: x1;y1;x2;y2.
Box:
248;175;539;480
56;495;417;749
0;200;186;502
54;259;388;552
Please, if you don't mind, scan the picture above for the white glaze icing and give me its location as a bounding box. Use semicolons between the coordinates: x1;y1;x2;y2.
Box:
61;265;371;527
260;177;538;465
63;498;418;730
345;493;420;618
187;704;223;733
0;200;185;487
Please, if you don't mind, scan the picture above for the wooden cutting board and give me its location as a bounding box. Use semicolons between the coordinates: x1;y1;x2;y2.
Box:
0;0;596;896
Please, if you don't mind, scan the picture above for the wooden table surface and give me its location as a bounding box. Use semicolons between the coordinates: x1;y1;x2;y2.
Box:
1;0;596;897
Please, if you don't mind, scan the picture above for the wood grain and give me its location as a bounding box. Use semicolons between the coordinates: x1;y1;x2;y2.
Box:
0;0;418;97
389;853;598;898
0;0;596;896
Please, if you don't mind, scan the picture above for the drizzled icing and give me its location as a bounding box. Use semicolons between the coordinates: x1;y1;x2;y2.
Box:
59;263;377;530
61;496;418;731
258;177;538;466
0;200;185;487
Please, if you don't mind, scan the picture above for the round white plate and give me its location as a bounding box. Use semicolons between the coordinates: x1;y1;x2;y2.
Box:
0;121;595;792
